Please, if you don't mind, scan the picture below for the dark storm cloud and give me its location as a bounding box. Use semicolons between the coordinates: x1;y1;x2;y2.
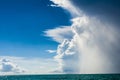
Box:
71;0;120;27
71;0;120;73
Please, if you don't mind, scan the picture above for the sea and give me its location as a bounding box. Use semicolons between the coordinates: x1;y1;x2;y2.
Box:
0;74;120;80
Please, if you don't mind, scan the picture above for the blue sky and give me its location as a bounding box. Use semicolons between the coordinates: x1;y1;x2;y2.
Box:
0;0;71;58
0;0;120;74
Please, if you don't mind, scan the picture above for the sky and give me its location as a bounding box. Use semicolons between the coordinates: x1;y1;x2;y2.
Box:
0;0;120;74
0;0;71;58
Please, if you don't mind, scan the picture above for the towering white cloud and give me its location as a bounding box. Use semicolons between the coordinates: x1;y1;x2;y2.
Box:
54;39;80;73
47;0;120;74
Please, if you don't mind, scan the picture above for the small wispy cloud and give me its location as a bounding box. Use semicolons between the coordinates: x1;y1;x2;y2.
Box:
46;50;56;53
50;4;58;7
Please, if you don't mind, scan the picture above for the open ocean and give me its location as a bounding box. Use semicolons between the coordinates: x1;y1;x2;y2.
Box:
0;74;120;80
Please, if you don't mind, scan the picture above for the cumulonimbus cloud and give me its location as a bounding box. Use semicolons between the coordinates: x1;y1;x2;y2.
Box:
45;0;120;74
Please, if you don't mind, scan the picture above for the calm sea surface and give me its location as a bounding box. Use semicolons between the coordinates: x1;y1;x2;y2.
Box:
0;74;120;80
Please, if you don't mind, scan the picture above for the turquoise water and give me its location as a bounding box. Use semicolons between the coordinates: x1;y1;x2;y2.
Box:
0;74;120;80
